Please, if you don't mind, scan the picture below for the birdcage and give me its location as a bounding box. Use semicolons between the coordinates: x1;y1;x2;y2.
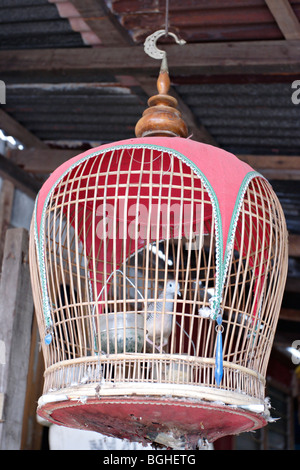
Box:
29;34;288;448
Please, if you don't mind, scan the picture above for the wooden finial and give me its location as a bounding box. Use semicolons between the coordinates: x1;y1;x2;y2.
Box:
135;32;188;138
135;68;188;138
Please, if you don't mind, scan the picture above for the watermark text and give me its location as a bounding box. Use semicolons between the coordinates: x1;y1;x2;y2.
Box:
291;80;300;105
0;340;5;365
95;202;205;243
0;80;5;104
289;340;300;365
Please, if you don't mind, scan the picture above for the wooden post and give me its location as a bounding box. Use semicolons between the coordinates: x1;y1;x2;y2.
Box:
0;180;14;269
20;315;45;450
0;228;34;450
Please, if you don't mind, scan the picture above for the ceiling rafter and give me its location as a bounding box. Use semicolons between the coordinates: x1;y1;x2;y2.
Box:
1;40;300;75
239;155;300;180
0;153;41;199
51;0;133;46
264;0;300;40
280;308;300;321
287;233;300;257
8;148;300;179
48;0;101;46
0;109;47;149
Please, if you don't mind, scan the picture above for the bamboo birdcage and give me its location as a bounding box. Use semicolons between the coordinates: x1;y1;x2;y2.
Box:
29;45;288;448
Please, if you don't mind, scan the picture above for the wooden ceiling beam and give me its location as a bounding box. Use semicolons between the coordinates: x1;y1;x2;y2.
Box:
238;155;300;180
239;155;300;170
0;109;47;149
0;153;41;199
265;0;300;40
1;40;300;75
288;233;300;258
8;148;77;174
52;0;132;46
252;169;300;181
8;148;300;178
280;308;300;321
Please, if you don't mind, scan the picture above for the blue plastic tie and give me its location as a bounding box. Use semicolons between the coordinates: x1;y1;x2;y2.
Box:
45;333;52;345
215;314;223;386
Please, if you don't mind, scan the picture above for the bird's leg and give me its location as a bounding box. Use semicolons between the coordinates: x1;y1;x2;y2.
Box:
157;340;169;354
146;335;161;353
146;336;169;354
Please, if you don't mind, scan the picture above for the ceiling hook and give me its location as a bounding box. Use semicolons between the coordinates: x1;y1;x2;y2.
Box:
144;29;186;72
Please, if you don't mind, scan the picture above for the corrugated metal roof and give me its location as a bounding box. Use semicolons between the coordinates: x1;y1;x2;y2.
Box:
107;0;300;43
2;78;300;154
3;81;147;145
174;82;300;155
0;0;86;49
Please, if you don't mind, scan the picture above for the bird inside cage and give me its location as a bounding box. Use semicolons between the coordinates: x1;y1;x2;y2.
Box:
142;278;181;353
108;236;219;356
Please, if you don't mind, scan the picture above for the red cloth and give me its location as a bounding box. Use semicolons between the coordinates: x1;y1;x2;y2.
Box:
35;137;266;317
36;136;253;259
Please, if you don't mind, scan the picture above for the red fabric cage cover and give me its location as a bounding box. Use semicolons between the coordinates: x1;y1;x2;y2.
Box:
34;137;267;319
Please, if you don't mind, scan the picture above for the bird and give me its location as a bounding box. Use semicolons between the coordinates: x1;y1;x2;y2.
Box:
143;279;180;353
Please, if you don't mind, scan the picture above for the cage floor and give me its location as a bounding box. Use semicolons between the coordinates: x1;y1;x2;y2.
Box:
37;394;267;448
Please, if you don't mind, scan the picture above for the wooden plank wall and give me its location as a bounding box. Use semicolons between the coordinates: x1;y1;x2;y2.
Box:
0;228;33;449
0;180;45;450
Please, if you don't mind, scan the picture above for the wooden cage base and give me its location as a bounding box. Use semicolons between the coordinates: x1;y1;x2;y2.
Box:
37;385;268;448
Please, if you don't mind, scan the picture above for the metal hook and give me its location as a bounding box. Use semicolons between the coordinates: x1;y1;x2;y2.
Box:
144;29;186;62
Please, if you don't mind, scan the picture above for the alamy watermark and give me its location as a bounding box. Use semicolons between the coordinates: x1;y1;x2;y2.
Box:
291;80;300;105
95;202;205;244
289;340;300;365
0;80;5;104
0;340;5;365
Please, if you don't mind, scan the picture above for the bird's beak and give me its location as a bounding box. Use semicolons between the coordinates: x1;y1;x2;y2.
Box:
177;287;181;296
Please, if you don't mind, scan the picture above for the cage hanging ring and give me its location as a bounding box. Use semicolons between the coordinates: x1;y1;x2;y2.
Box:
215;324;224;334
144;29;186;61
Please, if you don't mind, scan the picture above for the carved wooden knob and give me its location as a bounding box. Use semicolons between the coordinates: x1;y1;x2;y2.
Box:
135;69;188;138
